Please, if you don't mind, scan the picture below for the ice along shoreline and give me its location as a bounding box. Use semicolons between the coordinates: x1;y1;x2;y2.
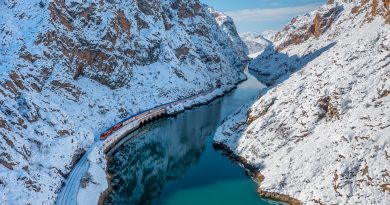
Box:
57;69;248;205
212;142;302;205
96;77;248;205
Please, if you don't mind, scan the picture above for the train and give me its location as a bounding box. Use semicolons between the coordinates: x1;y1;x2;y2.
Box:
99;106;167;140
99;89;214;140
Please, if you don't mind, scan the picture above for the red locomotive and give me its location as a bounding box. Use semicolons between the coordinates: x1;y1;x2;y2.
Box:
99;89;212;141
100;122;123;140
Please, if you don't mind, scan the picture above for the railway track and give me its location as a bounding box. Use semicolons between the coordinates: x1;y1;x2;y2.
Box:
56;88;221;205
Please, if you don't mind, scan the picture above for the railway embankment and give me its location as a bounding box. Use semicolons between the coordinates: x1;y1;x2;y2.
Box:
56;76;245;205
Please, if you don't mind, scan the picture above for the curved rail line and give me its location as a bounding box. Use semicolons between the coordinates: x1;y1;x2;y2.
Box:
56;88;220;205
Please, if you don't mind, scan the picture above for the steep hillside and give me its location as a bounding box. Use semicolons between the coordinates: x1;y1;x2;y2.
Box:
240;32;274;58
210;8;249;62
216;0;390;204
0;0;247;204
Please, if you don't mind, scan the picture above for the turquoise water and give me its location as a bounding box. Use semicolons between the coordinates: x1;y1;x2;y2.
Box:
105;70;275;205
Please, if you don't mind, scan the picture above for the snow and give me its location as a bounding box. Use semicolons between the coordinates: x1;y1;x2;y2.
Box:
239;31;274;58
73;76;244;204
248;51;263;59
77;147;107;205
215;0;390;204
0;0;247;204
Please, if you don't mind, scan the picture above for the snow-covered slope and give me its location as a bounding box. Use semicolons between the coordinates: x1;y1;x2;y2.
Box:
216;0;390;204
240;31;275;59
211;8;249;63
0;0;247;204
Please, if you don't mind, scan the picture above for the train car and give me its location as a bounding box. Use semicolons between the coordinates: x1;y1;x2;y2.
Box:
122;117;135;126
112;123;123;132
100;129;114;140
99;90;212;141
100;122;124;140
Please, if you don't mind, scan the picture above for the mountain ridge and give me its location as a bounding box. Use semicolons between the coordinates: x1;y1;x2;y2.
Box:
0;0;247;203
215;0;390;204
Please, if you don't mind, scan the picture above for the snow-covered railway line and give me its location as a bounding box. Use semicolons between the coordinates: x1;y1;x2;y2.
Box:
55;85;234;205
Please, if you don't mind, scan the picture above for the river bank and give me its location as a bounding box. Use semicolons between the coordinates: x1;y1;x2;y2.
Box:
213;1;390;204
101;69;274;205
212;142;301;205
59;71;248;205
96;77;247;205
0;1;250;203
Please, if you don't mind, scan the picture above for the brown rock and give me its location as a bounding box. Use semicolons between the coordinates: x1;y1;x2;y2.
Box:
173;68;186;80
0;159;15;170
162;13;173;30
178;5;195;18
372;0;379;16
136;0;160;16
73;64;83;80
175;47;190;59
9;71;24;89
48;2;73;31
19;51;38;63
0;153;17;170
2;80;19;95
380;184;390;192
384;0;390;23
0;118;10;130
18;118;27;129
135;13;150;31
311;13;322;38
31;83;42;92
352;6;360;14
1;133;14;148
116;10;131;36
193;2;202;13
24;179;41;192
80;4;95;22
50;80;82;101
385;0;390;9
277;6;339;50
256;173;302;205
57;129;71;137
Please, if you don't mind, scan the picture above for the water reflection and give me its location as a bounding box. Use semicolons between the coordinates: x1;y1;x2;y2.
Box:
105;69;269;205
248;69;270;85
106;99;224;205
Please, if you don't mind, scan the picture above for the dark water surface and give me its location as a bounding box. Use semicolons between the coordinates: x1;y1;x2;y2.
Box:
105;70;276;205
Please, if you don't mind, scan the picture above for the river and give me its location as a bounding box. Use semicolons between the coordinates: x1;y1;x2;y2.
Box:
104;69;277;205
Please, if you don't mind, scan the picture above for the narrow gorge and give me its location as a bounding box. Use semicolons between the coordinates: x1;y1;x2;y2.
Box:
1;0;389;205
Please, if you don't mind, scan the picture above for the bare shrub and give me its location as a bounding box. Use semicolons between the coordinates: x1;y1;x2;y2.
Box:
80;172;93;189
318;96;340;120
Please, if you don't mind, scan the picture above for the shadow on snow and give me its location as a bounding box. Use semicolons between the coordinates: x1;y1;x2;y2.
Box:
248;42;336;86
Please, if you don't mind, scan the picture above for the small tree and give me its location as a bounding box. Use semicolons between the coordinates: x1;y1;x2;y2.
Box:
39;1;45;8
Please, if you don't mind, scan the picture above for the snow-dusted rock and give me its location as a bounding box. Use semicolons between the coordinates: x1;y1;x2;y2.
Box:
0;0;247;204
216;0;390;204
240;32;275;59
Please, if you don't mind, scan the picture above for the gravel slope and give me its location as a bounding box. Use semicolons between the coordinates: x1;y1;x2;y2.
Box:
0;0;247;204
215;1;390;204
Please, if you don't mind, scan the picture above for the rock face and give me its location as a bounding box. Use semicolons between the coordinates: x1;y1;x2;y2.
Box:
209;8;249;65
240;32;274;59
216;0;390;204
0;0;247;204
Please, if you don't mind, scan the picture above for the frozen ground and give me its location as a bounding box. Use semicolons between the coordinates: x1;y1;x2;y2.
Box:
0;0;247;204
240;31;276;58
215;0;390;204
74;80;242;205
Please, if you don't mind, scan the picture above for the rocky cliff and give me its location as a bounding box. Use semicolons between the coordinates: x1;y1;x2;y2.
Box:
216;0;390;204
240;32;274;59
0;0;247;204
